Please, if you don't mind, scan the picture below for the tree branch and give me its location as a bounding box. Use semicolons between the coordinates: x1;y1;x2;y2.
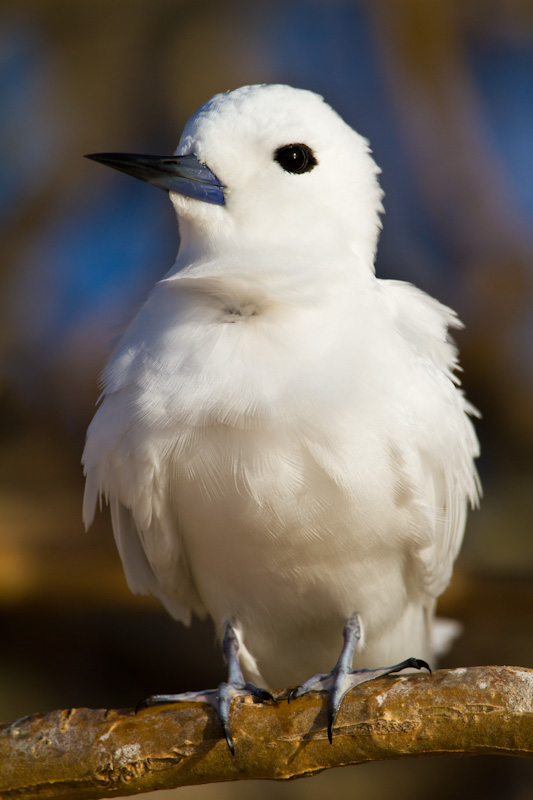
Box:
1;666;532;799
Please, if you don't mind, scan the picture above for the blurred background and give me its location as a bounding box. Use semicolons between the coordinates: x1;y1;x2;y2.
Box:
0;0;532;797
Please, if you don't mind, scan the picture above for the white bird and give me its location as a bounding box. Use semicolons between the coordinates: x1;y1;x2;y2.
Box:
83;84;480;750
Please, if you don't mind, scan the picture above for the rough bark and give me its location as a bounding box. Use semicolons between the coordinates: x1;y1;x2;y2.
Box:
1;666;532;800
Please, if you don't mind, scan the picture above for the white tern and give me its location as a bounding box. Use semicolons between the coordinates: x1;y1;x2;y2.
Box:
83;84;480;750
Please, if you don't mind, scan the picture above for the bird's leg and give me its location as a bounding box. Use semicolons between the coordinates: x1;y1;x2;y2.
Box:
136;620;274;754
215;621;276;752
288;614;430;743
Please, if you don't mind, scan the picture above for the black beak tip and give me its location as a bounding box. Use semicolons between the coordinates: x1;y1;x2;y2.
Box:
84;153;122;166
83;152;150;181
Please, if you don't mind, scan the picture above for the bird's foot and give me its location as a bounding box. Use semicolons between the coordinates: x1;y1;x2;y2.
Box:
288;614;430;742
136;621;274;754
136;681;273;753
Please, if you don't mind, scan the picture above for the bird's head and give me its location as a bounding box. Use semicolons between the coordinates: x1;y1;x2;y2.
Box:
87;84;384;270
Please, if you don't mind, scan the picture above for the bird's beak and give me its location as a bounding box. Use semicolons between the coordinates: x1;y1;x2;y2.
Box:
85;152;226;206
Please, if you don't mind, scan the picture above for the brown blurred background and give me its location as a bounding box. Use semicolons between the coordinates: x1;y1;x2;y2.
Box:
0;1;532;798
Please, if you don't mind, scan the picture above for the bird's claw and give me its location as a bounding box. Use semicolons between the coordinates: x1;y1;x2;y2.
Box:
135;687;217;714
217;680;275;753
135;622;275;754
288;615;431;743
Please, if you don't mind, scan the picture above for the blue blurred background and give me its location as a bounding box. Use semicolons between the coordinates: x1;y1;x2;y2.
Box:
1;1;532;798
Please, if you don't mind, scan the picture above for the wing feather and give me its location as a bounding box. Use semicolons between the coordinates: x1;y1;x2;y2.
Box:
384;279;481;599
82;389;206;624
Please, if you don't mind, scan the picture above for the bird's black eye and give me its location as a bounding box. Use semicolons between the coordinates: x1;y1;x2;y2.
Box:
274;144;317;174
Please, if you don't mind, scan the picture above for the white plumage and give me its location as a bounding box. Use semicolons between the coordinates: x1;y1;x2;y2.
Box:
83;84;480;691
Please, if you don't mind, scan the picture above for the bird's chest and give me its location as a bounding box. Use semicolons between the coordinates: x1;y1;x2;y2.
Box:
139;307;414;576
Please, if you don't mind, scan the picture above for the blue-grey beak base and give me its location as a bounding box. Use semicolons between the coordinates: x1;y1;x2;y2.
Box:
85;153;226;206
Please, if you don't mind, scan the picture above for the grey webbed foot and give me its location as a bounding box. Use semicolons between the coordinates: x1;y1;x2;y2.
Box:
136;620;275;754
288;614;430;742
